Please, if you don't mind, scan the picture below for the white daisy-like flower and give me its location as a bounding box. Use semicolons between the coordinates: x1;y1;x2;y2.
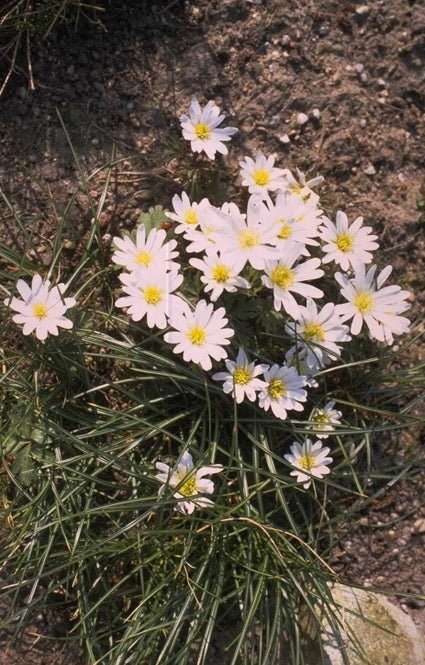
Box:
115;266;184;329
111;224;179;273
267;191;324;252
189;249;251;302
213;196;280;272
239;150;287;199
184;202;231;254
285;299;350;371
261;246;324;318
335;264;411;345
164;299;234;371
155;451;223;515
320;210;379;271
284;439;333;489
165;191;210;235
281;167;324;204
212;348;269;403
307;401;343;439
5;273;76;341
257;363;307;420
180;98;238;160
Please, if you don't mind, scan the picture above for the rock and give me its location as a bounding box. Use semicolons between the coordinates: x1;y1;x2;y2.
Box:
321;583;425;665
296;112;309;126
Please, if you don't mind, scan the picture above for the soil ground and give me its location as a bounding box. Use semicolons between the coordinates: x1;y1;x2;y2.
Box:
0;0;424;662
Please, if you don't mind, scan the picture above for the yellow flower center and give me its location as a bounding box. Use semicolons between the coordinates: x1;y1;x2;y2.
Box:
313;411;330;425
212;264;230;283
270;265;294;290
292;184;304;195
143;285;162;305
252;168;270;187
187;326;206;346
268;378;286;399
277;222;292;240
303;321;325;343
194;122;211;140
354;291;374;314
184;209;198;225
177;474;197;497
233;367;252;385
336;232;354;253
33;303;48;320
135;250;152;266
238;228;260;249
299;453;315;471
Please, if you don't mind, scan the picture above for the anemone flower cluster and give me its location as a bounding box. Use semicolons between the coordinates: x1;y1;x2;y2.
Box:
5;98;412;509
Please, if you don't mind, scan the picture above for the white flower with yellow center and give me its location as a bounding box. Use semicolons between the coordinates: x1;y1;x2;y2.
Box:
335;264;411;344
212;348;269;403
166;191;210;235
213;196;280;271
112;224;179;273
285;299;350;371
319;210;379;271
239;150;287;199
180;98;238;160
164;299;234;371
115;266;184;329
189;249;251;302
261;246;324;318
258;363;307;420
155;451;223;515
307;401;343;439
5;273;76;341
284;439;333;489
281;167;324;204
184;202;231;254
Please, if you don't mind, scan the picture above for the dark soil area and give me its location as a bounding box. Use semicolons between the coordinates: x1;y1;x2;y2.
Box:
0;0;424;662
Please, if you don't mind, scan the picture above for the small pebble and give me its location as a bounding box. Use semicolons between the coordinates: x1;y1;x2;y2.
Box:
356;5;370;16
296;112;309;126
364;164;376;175
413;518;425;533
279;134;290;144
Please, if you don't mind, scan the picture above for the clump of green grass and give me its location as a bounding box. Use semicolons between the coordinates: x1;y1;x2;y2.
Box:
0;106;423;665
0;0;105;95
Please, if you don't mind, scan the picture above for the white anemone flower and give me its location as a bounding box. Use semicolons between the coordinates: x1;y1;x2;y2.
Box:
164;299;234;371
5;273;76;341
307;401;343;439
213;196;280;272
281;167;324;204
261;246;324;318
115;267;184;329
184;202;231;254
180;98;238;160
285;299;350;371
155;451;223;515
266;191;324;252
239;150;287;199
165;191;210;235
212;348;269;403
112;224;179;273
320;210;379;271
258;363;307;420
335;264;411;344
189;250;251;302
284;439;333;489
